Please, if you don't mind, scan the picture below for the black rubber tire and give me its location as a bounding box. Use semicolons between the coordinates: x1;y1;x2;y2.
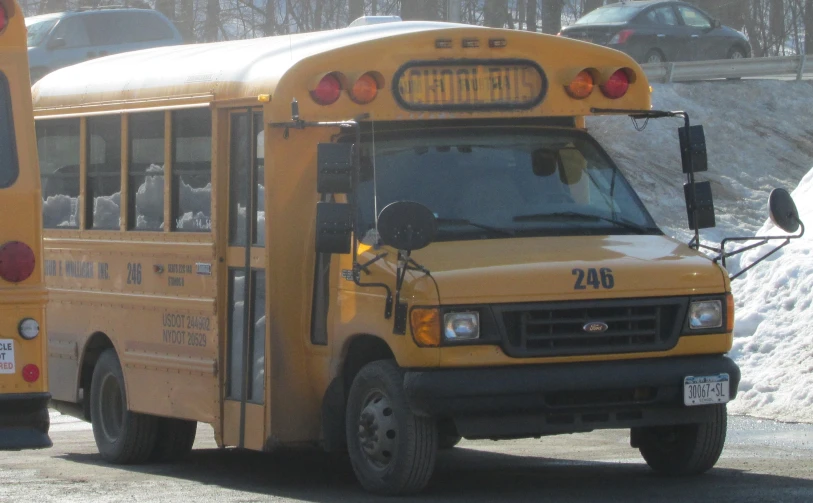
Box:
638;404;727;475
346;360;438;495
90;349;158;464
438;434;462;450
728;46;747;59
644;49;666;64
150;418;197;462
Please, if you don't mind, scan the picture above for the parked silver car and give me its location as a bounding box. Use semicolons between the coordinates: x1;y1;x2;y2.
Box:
25;7;184;83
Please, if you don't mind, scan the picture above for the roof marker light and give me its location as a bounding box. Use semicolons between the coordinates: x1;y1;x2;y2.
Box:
311;73;342;105
436;39;453;49
462;38;480;48
489;38;507;48
600;69;630;99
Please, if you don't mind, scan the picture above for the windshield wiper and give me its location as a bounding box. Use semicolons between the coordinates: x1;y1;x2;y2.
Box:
435;218;515;236
512;211;655;234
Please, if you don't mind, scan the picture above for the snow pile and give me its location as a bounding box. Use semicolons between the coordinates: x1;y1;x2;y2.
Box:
726;167;813;423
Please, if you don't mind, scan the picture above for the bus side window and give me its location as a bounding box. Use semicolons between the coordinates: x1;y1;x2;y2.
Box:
38;118;81;229
172;108;212;232
128;112;165;231
87;115;122;230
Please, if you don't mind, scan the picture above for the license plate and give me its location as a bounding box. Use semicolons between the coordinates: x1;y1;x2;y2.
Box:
0;339;15;374
684;374;729;406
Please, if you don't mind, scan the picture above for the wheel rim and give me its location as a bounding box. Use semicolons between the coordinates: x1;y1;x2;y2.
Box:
731;51;743;59
647;53;663;64
99;373;124;442
356;388;397;470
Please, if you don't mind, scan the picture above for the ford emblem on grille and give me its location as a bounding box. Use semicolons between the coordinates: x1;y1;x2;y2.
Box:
583;322;609;333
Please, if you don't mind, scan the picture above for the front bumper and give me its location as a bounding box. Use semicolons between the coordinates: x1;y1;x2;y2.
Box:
403;355;739;439
0;392;52;450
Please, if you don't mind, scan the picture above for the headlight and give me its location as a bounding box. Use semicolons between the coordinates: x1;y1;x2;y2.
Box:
18;318;40;340
444;312;480;341
688;300;722;330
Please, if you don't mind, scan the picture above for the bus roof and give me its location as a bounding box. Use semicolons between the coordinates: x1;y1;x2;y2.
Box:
32;21;651;120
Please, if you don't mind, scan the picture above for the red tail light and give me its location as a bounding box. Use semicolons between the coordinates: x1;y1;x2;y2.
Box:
0;241;36;283
609;29;635;44
600;69;630;99
311;73;342;105
23;364;40;383
0;3;8;33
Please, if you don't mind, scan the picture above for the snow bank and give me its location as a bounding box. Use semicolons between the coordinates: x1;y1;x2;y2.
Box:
726;167;813;423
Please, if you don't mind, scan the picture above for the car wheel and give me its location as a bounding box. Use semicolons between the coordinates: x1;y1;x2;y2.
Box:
345;360;438;495
637;404;727;475
728;46;746;59
644;50;666;64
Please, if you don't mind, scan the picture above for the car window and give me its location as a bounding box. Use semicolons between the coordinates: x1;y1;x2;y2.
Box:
130;12;175;42
50;17;90;48
84;13;132;46
26;19;58;47
646;6;680;26
677;6;712;29
574;5;642;25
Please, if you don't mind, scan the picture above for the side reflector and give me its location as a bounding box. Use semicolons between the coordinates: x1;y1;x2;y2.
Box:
410;308;441;347
351;73;378;104
566;70;594;99
0;241;36;283
23;364;40;383
600;69;630;99
311;73;342;105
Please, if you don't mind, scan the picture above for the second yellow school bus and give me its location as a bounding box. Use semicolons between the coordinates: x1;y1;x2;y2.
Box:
35;20;738;493
0;0;51;451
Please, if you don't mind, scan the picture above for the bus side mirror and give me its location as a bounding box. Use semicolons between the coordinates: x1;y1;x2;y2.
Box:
679;125;707;174
315;202;352;254
768;188;800;233
684;181;716;230
317;143;353;194
377;201;437;252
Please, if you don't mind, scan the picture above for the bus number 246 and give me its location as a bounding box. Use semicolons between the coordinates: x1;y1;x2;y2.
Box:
572;268;614;290
127;263;142;285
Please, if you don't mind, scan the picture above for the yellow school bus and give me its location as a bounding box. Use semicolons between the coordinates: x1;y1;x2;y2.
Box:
0;0;51;451
33;19;757;493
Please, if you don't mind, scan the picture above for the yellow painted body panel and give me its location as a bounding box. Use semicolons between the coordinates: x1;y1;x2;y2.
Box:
0;0;51;450
30;21;734;451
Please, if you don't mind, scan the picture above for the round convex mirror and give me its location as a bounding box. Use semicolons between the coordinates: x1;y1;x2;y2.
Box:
768;188;800;233
377;201;437;252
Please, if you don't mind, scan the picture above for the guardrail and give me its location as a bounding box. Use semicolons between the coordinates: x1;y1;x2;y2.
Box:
642;54;808;83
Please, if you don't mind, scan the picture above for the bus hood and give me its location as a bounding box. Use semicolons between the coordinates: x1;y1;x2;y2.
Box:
408;235;728;304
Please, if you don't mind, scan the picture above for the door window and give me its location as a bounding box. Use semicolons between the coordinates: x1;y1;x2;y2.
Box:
647;6;679;26
677;6;712;29
84;13;135;46
50;17;90;48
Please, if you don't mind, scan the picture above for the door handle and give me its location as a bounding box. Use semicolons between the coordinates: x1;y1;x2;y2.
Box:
691;34;700;38
657;34;666;38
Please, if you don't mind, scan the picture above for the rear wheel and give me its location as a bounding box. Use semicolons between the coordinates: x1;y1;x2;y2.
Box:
728;46;746;59
644;49;666;64
150;418;197;462
346;360;438;495
90;349;158;464
637;404;727;475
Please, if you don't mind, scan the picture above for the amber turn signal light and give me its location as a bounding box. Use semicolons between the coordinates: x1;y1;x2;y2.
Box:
566;70;594;99
410;308;441;347
726;293;735;333
351;73;378;104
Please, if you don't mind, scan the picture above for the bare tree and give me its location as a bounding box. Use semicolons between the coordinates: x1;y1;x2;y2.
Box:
349;0;363;21
541;0;565;34
526;0;537;32
805;0;813;53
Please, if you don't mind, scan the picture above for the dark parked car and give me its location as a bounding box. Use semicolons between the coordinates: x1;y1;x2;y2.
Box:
559;0;751;64
25;7;184;83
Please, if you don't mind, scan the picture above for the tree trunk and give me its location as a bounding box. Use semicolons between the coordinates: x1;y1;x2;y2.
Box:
349;0;363;22
484;0;508;27
541;0;565;34
526;0;537;32
178;0;195;41
154;0;175;24
806;0;813;54
769;0;785;55
582;0;603;17
264;0;277;36
204;0;220;42
401;0;441;21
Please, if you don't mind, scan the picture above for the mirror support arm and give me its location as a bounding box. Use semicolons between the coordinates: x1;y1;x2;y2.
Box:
714;221;805;279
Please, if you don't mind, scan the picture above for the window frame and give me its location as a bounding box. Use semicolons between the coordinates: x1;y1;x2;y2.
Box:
0;72;19;188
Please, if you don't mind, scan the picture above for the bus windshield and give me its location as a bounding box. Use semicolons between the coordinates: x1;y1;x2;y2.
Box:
357;128;659;243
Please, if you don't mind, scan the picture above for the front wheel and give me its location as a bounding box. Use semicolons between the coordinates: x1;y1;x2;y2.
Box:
637;404;727;475
644;49;666;64
728;47;746;59
346;360;438;495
